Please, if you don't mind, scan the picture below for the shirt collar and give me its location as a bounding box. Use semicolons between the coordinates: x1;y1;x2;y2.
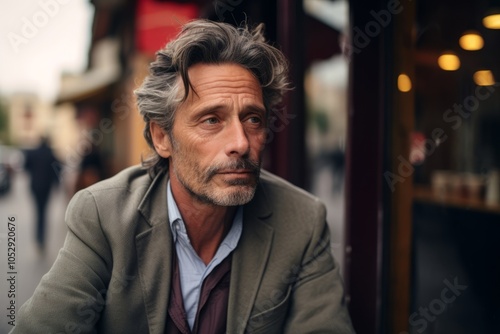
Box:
167;180;243;247
167;180;183;242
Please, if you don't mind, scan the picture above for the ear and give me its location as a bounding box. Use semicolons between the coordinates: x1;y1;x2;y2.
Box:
150;122;172;158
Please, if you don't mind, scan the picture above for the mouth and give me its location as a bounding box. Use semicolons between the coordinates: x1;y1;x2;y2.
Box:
218;169;254;175
205;159;261;183
216;169;260;186
217;170;257;182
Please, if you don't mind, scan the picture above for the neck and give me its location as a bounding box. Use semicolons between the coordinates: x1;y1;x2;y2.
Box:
170;175;236;265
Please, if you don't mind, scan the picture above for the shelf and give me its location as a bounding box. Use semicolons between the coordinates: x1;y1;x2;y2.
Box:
413;185;500;215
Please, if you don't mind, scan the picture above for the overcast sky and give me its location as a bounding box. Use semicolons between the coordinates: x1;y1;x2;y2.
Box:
0;0;94;102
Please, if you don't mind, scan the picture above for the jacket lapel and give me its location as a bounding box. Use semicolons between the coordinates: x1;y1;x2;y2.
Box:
227;182;274;333
133;171;275;333
135;171;172;334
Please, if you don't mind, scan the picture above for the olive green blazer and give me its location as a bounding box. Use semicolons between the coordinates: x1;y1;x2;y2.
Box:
12;166;354;333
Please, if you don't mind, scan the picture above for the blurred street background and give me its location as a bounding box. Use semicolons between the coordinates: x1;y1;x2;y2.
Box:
0;1;94;332
1;0;500;333
0;170;67;334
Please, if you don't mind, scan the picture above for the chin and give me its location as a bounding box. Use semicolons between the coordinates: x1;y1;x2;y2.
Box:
209;185;257;206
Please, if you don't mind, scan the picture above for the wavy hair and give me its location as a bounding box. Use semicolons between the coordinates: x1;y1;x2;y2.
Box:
134;19;290;177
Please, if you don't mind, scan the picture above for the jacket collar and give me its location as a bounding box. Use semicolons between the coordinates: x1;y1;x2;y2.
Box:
137;170;169;227
136;170;172;334
227;178;274;333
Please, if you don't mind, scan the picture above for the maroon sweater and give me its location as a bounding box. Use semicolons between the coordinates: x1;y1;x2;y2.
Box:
165;252;232;334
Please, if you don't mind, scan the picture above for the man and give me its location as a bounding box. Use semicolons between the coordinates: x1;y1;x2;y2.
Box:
13;20;354;333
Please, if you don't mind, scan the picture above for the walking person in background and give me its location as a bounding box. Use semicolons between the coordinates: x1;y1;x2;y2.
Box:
24;136;59;250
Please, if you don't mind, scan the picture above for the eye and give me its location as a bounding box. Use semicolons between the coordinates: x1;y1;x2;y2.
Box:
202;117;219;125
246;116;263;125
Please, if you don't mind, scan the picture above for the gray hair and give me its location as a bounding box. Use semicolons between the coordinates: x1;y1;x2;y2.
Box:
134;19;290;178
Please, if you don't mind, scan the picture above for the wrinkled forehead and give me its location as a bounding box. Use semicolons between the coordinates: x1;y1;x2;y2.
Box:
177;63;264;103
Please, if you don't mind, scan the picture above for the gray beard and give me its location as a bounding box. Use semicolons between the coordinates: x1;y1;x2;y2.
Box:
174;168;260;206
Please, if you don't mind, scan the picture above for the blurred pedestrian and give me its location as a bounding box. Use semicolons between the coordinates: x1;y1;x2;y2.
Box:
24;137;59;250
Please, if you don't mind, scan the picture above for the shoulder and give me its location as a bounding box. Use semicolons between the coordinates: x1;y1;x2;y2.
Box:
66;165;154;231
70;165;151;205
258;170;325;215
84;165;152;194
254;170;326;234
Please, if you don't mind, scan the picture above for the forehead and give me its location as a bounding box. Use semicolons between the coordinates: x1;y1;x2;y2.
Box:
182;63;264;103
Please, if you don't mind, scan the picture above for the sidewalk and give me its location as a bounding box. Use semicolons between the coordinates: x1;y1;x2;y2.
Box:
0;171;68;333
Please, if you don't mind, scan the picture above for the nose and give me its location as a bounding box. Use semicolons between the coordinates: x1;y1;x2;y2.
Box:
225;120;250;157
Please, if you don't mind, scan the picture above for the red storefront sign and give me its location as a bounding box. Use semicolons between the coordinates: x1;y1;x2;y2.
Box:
136;0;199;56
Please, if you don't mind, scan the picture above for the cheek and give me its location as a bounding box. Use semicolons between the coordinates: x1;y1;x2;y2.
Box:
173;131;203;155
184;141;217;168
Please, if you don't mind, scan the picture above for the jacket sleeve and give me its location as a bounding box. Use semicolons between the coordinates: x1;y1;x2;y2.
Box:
11;190;113;334
283;205;355;334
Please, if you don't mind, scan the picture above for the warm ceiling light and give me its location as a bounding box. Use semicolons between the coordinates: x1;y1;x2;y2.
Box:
459;31;484;50
473;70;496;86
483;13;500;29
397;74;412;92
438;53;461;71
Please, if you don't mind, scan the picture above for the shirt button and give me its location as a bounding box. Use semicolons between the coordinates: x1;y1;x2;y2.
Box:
175;223;180;230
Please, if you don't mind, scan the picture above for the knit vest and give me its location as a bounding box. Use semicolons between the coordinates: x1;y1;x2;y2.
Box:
165;252;232;334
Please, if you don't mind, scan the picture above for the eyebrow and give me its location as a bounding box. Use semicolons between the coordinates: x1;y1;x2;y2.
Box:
192;103;266;118
243;105;267;115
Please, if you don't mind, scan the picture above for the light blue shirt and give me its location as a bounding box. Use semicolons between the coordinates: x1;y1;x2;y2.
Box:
167;181;243;330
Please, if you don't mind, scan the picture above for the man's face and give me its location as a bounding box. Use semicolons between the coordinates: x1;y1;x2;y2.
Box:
167;63;266;206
